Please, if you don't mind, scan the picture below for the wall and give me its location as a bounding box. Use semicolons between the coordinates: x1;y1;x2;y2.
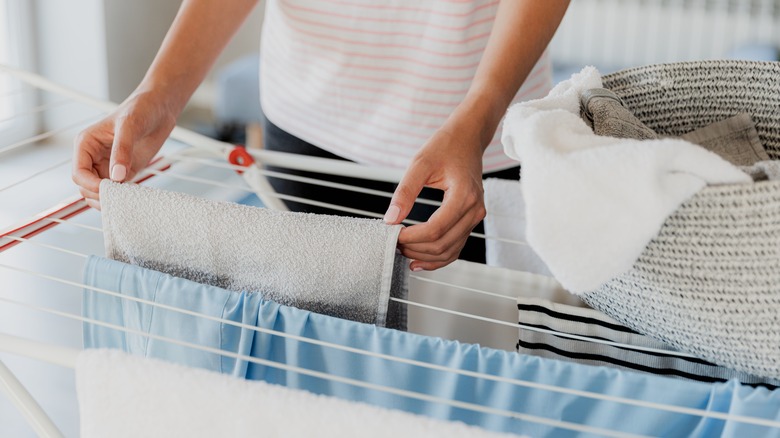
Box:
34;0;110;129
102;0;264;107
210;3;264;82
550;0;780;75
102;0;182;103
34;0;109;100
190;2;265;110
33;0;264;126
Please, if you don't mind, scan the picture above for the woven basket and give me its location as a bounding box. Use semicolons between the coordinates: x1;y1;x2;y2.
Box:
580;60;780;379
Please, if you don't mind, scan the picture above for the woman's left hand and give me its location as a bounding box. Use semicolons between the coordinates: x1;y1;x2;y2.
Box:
383;0;570;271
383;125;486;271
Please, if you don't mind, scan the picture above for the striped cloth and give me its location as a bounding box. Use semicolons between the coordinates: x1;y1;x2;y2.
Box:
260;0;552;171
516;296;780;389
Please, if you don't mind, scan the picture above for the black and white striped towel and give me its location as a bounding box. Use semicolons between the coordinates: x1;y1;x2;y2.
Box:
516;296;780;389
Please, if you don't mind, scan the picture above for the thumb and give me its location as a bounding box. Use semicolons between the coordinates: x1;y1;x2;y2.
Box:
384;161;429;225
108;118;137;182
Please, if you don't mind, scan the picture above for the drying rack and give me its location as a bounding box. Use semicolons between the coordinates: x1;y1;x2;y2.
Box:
1;64;780;437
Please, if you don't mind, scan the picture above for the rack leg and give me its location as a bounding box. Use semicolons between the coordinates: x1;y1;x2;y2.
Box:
0;359;64;438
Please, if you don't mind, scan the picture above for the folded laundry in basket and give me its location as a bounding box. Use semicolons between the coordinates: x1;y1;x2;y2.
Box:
76;350;513;438
680;113;771;166
99;180;408;329
515;295;780;389
500;67;752;294
83;256;780;437
487;110;769;276
581;88;771;167
580;88;659;140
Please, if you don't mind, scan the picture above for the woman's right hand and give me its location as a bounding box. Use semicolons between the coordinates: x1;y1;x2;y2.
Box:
71;90;178;209
70;0;262;209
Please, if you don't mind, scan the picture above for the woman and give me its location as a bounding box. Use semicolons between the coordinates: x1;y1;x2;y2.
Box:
72;0;570;271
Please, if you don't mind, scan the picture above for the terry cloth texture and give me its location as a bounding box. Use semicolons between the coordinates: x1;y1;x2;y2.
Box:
76;349;516;438
515;296;780;389
99;180;408;329
500;66;751;294
83;255;780;438
580;88;659;140
482;178;551;276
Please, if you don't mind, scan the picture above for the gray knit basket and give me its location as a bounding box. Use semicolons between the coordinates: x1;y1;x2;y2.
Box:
580;60;780;380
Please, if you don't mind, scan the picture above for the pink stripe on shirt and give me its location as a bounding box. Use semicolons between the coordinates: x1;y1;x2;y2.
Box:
260;0;552;172
282;0;497;33
281;37;483;71
279;13;490;58
316;0;499;18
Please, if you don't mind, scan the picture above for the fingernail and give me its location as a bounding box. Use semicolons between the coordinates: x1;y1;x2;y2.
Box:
383;205;400;223
411;266;423;272
111;164;127;182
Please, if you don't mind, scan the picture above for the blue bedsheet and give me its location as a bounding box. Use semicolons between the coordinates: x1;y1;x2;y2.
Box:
83;255;780;437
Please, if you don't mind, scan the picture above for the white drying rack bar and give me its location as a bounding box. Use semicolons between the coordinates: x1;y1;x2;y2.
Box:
0;355;66;438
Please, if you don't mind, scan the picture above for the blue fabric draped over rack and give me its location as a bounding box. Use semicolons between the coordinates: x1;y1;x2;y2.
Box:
83;256;780;437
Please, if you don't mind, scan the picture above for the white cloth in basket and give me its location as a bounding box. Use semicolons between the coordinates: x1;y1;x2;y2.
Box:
500;67;752;294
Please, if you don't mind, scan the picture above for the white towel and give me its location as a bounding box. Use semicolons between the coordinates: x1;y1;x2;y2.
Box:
76;349;516;438
100;180;408;329
483;178;552;277
500;67;752;294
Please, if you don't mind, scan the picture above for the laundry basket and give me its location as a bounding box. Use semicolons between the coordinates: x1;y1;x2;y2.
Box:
580;60;780;380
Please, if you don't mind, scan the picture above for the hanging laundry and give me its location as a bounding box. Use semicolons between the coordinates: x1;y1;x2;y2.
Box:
515;295;780;388
84;255;780;437
76;349;513;438
99;180;408;329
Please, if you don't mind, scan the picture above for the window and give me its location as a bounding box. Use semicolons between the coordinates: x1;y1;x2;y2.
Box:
0;0;37;149
0;0;14;121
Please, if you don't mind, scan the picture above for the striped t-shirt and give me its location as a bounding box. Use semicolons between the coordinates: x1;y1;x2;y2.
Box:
259;0;552;172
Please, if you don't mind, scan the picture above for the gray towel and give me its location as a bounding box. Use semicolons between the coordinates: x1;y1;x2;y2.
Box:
100;180;408;329
680;113;770;166
581;89;771;167
580;88;658;140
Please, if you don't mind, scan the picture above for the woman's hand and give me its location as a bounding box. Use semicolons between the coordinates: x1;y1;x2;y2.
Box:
384;0;569;271
72;0;261;209
71;91;177;209
384;124;486;271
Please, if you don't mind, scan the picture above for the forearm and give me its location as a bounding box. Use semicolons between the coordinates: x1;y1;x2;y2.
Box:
136;0;260;114
448;0;570;149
